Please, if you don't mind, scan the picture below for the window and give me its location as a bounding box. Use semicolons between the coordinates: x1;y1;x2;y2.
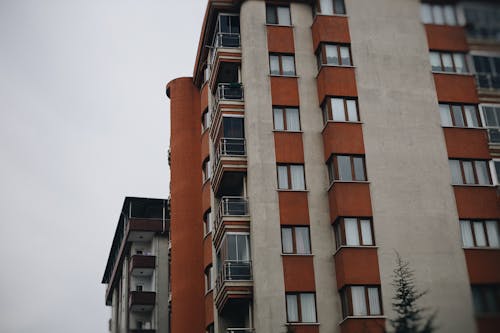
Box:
266;4;291;25
460;220;499;248
202;158;211;182
281;226;311;254
286;293;317;323
270;54;296;76
449;159;492;185
471;285;500;315
473;55;500;90
334;218;374;249
493;160;500;184
316;0;345;15
481;105;500;143
340;286;382;318
463;4;500;42
205;265;214;292
420;3;457;26
322;97;359;124
429;51;468;73
273;107;301;131
136;284;143;292
218;233;251;280
316;43;352;68
203;210;212;235
206;324;215;333
277;164;306;190
439;104;480;128
202;109;210;131
327;155;367;183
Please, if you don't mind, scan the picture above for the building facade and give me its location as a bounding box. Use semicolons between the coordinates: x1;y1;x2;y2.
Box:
166;1;500;333
102;197;170;333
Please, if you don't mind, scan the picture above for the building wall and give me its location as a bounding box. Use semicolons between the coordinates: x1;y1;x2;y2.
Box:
347;0;476;332
156;235;170;333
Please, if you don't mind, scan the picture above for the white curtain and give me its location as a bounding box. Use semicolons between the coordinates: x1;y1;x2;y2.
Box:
351;286;367;315
449;160;463;184
442;53;453;72
281;228;294;253
475;161;489;185
277;7;291;25
452;105;465;126
353;157;365;181
429;52;441;71
286;294;299;322
360;219;373;245
368;287;381;315
269;55;280;75
338;155;352;180
331;98;345;121
345;218;359;246
460;220;474;247
464;105;478;127
463;161;475;184
325;44;339;65
273;108;284;130
346;100;358;121
439;104;452;126
473;221;487;246
300;293;317;322
421;4;432;23
453;53;466;73
486;221;499;247
282;56;295;75
340;46;351;65
432;5;445;24
286;108;300;131
278;165;288;189
295;227;311;254
444;5;457;25
290;165;305;190
320;0;334;15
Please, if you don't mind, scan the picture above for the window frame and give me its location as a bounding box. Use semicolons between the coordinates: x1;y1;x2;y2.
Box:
203;209;212;236
315;0;346;16
202;157;211;183
316;43;353;68
201;108;210;132
281;226;312;255
285;292;318;323
479;104;500;144
340;285;383;318
420;3;458;26
334;217;375;250
449;159;493;185
277;164;306;191
439;103;481;128
471;285;500;315
321;96;360;124
266;4;292;26
429;51;469;73
204;265;214;292
327;155;367;183
273;106;301;131
269;53;297;76
460;219;499;249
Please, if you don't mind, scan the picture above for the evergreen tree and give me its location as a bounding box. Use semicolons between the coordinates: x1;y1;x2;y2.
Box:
389;253;436;333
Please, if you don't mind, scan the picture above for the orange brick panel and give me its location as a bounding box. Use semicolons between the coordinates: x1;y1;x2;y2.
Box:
322;122;365;160
311;15;350;51
271;76;300;106
267;25;295;53
204;290;214;328
340;318;385;333
328;182;372;222
433;74;479;104
203;234;213;270
334;247;381;290
274;132;304;163
443;128;490;159
453;186;500;219
464;250;500;284
425;25;469;52
278;191;310;225
317;66;357;105
289;325;320;333
283;256;316;291
201;83;209;114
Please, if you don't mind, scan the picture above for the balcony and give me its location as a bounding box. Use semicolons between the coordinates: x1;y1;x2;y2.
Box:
214;196;250;247
215;260;253;310
214;32;240;49
214;83;244;116
212;138;247;195
130;255;155;277
227;329;254;333
129;291;155;312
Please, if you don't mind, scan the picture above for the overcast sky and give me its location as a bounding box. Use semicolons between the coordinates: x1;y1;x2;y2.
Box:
0;0;204;331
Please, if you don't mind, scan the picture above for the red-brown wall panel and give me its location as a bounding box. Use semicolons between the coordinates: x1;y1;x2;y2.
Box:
433;74;479;104
425;25;469;52
289;325;320;333
328;182;372;222
317;67;357;105
278;191;310;225
453;187;500;219
271;76;300;106
443;128;490;159
201;82;209;113
274;132;304;163
340;318;385;333
267;25;295;53
282;256;316;291
334;247;381;290
464;250;500;284
311;15;350;52
204;290;214;328
476;317;500;333
322;122;365;160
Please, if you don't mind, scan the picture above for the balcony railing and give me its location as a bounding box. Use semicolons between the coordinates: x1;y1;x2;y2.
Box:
215;83;244;107
215;196;249;232
213;138;246;175
216;260;252;291
214;32;241;48
486;128;500;144
476;73;500;90
227;329;255;333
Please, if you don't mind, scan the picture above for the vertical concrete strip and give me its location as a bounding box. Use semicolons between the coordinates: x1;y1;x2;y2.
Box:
291;3;341;332
347;0;476;331
240;1;287;332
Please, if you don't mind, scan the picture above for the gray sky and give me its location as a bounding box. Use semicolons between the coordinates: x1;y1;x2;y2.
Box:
0;0;204;331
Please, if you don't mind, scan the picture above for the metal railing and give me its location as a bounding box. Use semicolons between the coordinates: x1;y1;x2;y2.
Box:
215;83;244;106
215;196;249;232
476;73;500;90
227;329;255;333
213;138;246;175
214;32;241;48
216;260;252;291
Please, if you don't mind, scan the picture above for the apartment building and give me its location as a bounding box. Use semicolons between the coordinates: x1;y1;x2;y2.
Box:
165;1;500;333
102;197;170;333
